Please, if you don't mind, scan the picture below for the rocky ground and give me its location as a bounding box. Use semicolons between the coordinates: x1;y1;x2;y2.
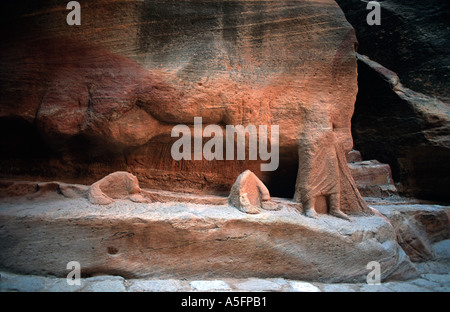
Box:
0;189;448;292
0;170;448;292
1;265;449;292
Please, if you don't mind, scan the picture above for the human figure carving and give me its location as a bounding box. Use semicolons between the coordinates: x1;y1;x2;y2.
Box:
294;110;372;220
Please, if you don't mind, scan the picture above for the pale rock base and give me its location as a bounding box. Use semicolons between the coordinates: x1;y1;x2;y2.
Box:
0;195;416;283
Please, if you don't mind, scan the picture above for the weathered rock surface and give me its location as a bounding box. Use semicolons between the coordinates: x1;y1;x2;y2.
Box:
0;195;416;283
0;0;363;209
88;171;148;205
345;149;398;197
0;180;89;199
348;160;394;187
372;204;450;262
346;150;362;163
351;54;450;202
228;170;278;214
348;160;397;197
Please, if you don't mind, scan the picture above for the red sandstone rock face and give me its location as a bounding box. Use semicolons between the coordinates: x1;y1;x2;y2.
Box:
0;1;367;215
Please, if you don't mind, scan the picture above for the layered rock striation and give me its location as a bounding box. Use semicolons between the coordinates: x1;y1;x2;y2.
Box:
0;1;365;216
